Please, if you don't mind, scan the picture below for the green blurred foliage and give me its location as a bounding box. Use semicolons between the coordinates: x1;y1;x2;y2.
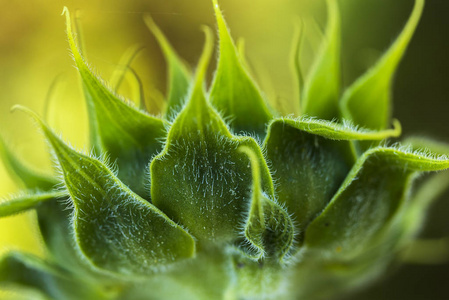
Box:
0;0;448;299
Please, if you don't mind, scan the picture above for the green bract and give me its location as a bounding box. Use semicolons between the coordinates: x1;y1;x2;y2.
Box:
1;0;447;299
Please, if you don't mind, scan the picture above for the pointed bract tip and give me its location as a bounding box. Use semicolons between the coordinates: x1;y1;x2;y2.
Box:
392;119;402;137
11;104;41;122
10;105;47;131
61;6;69;17
143;13;155;28
195;24;214;81
212;0;223;16
62;6;85;64
238;145;254;156
143;13;177;62
11;105;35;117
200;24;212;35
408;0;425;24
61;7;75;40
238;146;261;185
413;0;425;22
200;24;214;56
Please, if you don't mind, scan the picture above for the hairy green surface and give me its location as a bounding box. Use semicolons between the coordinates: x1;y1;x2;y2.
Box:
1;1;448;299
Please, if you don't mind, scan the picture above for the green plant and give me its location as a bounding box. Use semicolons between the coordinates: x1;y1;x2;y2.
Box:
1;0;448;299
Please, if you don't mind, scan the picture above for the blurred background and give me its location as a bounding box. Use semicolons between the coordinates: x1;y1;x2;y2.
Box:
0;0;448;299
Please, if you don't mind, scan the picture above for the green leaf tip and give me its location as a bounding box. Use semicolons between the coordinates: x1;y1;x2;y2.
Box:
302;0;341;120
238;146;263;205
210;0;273;138
238;145;264;236
238;146;295;262
0;129;56;191
10;106;61;158
62;7;77;59
11;104;38;117
144;14;191;118
63;7;168;198
0;191;66;218
266;117;401;142
10;105;48;133
192;25;214;99
61;6;69;17
340;0;425;130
